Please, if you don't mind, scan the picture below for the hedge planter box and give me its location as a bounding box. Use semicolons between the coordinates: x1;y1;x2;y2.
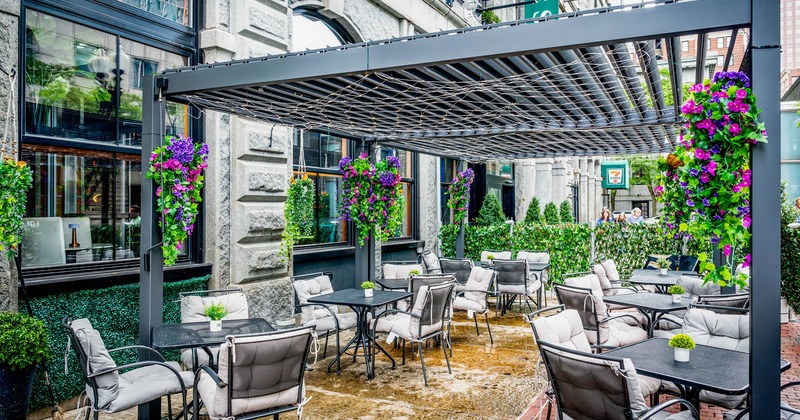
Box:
0;365;36;418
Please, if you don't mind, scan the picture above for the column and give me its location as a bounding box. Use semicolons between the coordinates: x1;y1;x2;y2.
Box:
579;158;589;224
551;159;567;206
535;158;554;205
514;159;536;220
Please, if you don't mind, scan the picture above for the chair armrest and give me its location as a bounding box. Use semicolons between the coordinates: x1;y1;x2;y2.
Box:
456;289;494;296
639;397;699;419
654;315;684;329
590;344;618;352
296;303;340;330
107;345;166;362
599;313;644;326
195;364;226;389
525;305;566;323
88;360;188;392
371;309;419;332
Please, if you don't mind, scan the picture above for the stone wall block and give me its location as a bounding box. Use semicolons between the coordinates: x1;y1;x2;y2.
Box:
234;161;288;202
233;202;285;241
239;277;293;321
231;243;286;283
234;1;288;51
232;118;289;161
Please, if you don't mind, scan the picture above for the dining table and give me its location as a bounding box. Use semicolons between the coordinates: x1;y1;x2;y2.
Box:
308;288;412;378
605;338;791;409
602;292;690;337
627;269;697;293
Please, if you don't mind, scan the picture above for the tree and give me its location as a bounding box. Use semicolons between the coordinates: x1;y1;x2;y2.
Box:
630;155;660;216
659;67;693;107
477;194;506;225
524;197;541;224
559;200;573;223
543;202;560;225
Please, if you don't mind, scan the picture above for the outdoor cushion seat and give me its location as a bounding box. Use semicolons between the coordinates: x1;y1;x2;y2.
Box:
113;361;194;413
439;258;474;289
563;273;647;326
723;409;800;420
603;321;648;347
383;262;424;279
677;274;720;300
516;250;550;286
494;259;542;315
420;251;442;274
451;266;496;343
179;290;249;369
480;250;512;262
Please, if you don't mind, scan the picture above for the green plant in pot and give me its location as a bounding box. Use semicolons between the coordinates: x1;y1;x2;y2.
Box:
361;281;375;297
204;302;228;332
668;285;685;304
408;269;421;276
657;257;671;275
668;333;696;362
0;312;49;418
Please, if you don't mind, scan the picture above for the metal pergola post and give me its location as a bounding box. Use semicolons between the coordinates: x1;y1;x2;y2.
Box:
138;76;165;419
750;0;781;417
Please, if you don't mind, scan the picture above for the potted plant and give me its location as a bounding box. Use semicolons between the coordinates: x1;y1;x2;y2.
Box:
668;333;696;362
361;281;375;298
0;312;49;418
409;269;421;276
657;257;670;275
204;302;228;332
668;285;685;304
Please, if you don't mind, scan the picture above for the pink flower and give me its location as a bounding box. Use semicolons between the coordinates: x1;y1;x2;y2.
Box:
723;244;732;257
700;173;710;183
729;123;741;136
694;148;710;160
742;215;752;229
735;89;747;99
654;185;664;197
742;254;751;268
706;160;717;176
359;152;368;159
690;84;704;93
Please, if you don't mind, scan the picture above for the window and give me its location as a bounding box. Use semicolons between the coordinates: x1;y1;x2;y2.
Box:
117;0;192;26
380;147;414;238
716;56;724;67
717;37;724;49
440;158;457;225
707;38;711;50
726;36;731;48
291;8;353;52
681;41;689;52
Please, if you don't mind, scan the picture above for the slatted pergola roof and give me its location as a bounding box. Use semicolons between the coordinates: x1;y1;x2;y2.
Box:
158;0;749;162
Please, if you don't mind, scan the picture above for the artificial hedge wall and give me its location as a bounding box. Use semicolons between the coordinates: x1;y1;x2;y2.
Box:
441;223;711;284
782;227;800;313
27;275;209;412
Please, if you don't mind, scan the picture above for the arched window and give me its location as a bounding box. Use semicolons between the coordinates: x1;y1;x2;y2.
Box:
291;8;354;52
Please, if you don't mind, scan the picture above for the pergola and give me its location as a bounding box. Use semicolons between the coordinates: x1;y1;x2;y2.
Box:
138;0;780;417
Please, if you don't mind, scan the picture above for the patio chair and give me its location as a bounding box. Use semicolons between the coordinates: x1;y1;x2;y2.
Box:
676;255;700;273
371;282;455;386
537;341;699;420
420;251;442;274
676;274;721;300
725;381;800;419
517;250;551;304
451;266;496;344
589;262;640;296
179;288;249;369
696;293;750;313
480;250;511;263
554;283;647;349
291;272;358;373
63;317;193;420
563;271;643;317
493;259;541;317
527;306;662;400
382;260;425;279
193;327;315;420
439;258;474;290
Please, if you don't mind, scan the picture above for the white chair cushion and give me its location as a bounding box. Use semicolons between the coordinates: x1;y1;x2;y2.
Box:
388;313;441;340
600;259;621;282
593;264;614;294
462;266;493;306
497;278;541;296
452;296;485;313
306;311;358;333
517;251;550;263
106;361;193;413
422;253;441;273
383;263;424;279
603;320;647;347
197;375;300;420
564;274;604;299
71;318;119;410
480;250;512;262
374;313;404;333
181;293;249;323
677;275;720;297
292;276;338;324
683;308;749;351
532;309;591;353
181;348;216;370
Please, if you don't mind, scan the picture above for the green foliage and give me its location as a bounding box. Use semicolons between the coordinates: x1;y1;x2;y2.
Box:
203;302;228;321
409;269;421;275
0;312;49;371
477;194;506;226
559;200;573;223
657;257;670;269
27;275;208;412
441;223;689;287
280;175;315;261
480;10;501;24
667;285;685;295
486;254;495;260
669;333;696;350
447;168;474;225
361;281;375;289
781;180;800;226
543;202;560;225
524;197;541;224
782;227;800;313
0;158;33;259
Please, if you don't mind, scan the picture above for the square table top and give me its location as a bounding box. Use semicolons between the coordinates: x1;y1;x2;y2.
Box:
603;292;690;311
308;288;412;308
605;338;790;395
151;318;274;350
376;278;409;291
628;269;698;286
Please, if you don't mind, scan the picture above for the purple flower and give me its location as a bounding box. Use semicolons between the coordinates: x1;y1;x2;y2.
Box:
735;89;747;99
710;145;721;155
706;160;717;176
702;198;710;206
700;173;710;184
378;171;396;187
166;135;196;164
339;156;352;171
386;156;401;170
742;215;752;228
729;123;741;136
686;199;695;207
723;244;732;257
694;148;710;160
688;169;699;177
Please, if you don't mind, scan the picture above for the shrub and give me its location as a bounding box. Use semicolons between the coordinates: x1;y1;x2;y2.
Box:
543;202;559;225
559;200;573;223
0;312;49;371
480;10;501;24
657;257;670;269
360;281;375;289
667;285;685;295
524;197;541;224
477;194;506;226
668;333;696;350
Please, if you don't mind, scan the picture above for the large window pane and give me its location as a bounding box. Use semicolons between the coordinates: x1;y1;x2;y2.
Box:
117;0;192;26
381;148;411;178
119;37;188;146
25;10;116;142
293;131;347;170
316;174;347;244
782;111;800;161
116;155;142;258
782;163;800;203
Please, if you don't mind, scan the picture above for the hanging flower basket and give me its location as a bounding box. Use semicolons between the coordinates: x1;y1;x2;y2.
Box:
146;135;208;266
656;71;767;288
447;168;475;225
280;174;315;260
0;157;32;259
339;153;404;245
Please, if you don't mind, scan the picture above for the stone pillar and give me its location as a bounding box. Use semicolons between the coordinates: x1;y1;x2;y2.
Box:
0;0;20;312
535;158;554;205
579;158;589;224
418;155;439;253
514;159;535;221
551;159;567;206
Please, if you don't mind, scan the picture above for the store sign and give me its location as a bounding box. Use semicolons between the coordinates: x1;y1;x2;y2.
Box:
601;161;630;189
524;0;559;19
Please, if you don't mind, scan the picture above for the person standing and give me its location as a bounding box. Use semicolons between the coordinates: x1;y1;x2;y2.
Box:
615;212;628;225
628;208;645;224
597;208;612;224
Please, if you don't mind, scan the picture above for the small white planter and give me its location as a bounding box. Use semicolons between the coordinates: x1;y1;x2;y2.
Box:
364;288;374;298
210;320;222;332
671;294;682;304
674;347;691;362
660;268;668;275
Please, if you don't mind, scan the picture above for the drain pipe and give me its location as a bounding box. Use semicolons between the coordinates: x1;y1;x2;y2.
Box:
505;219;515;249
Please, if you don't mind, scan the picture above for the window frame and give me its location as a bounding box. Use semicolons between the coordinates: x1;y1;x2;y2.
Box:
18;1;202;282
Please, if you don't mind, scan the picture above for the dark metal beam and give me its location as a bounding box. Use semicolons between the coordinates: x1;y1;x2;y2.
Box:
750;0;781;417
696;33;709;84
160;0;750;97
723;28;739;72
138;76;165;420
666;36;684;116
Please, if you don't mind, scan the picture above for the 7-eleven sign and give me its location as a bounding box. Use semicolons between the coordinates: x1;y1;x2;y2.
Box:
601;161;630;189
